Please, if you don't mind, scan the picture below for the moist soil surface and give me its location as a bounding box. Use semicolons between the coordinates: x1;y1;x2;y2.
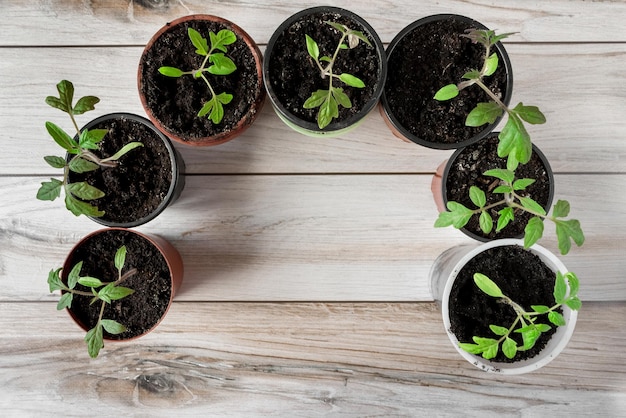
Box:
267;10;381;128
449;245;561;363
140;19;262;143
68;115;173;224
445;133;551;240
64;229;171;340
384;16;509;145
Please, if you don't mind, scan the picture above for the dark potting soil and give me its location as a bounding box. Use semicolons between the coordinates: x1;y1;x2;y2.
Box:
68;116;173;224
449;245;561;363
64;229;171;340
384;17;509;145
140;19;262;143
445;134;551;239
267;11;381;127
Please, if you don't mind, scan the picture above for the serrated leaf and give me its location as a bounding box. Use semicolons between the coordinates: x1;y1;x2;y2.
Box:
473;273;504;298
482;342;499;360
303;89;328;109
519;328;540;351
101;142;143;163
159;66;185;77
317;96;338;129
216;92;233;104
332;88;352;108
479;211;493;234
73;96;100;115
57;292;73;310
498;114;532;166
67;182;105;200
45;96;68;113
48;268;64;292
555;219;585;255
554;271;568;304
434;202;473;229
52;80;74;114
484;168;515;184
78;276;104;288
484;52;499;77
513;178;535;190
548;311;566;327
209;99;225;124
565;297;582;311
114;246;127;272
458;342;484;355
79;128;108;150
68;157;99;174
207;53;237;75
433;84;459;101
189;28;209;56
212;29;237;51
466;102;503;127
67;261;82;289
536;323;552;333
85;324;104;358
513;103;546;125
198;99;215;117
531;305;550;313
552;200;571;218
44;155;67;169
305;34;319;60
565;272;580;297
46;121;78;153
101;319;127;335
519;197;547;216
502;337;517;359
339;73;365;88
469;186;486;208
524;216;544;248
37;179;63;201
489;325;509;336
65;194;105;217
496;207;514;232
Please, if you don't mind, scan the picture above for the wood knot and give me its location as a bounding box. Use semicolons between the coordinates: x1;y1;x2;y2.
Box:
136;373;174;393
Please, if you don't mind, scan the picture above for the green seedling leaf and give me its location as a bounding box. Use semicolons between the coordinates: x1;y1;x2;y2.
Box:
303;89;329;109
79;128;108;150
317;96;338;129
46;121;78;154
513;178;535;190
555;219;585;255
469;186;486;208
496;207;514;232
434;202;473;229
473;337;499;359
211;29;237;52
101;319;127;335
433;84;459;101
305;34;320;60
484;52;499;77
479;211;493;234
78;277;104;288
566;297;582;311
524;216;544;248
348;30;371;47
552;200;571;218
462;70;480;80
332;88;352;108
458;342;484;355
159;66;185;77
339;73;365;88
69;157;99;174
101;142;143;163
473;273;504;298
217;92;233;104
46;80;74;114
519;197;547;216
207;53;237;75
114;246;127;272
502;337;517;359
548;311;566;327
67;261;82;289
493;185;513;194
67;182;105;201
531;305;550;313
498;113;532;168
519;327;541;351
189;28;209;55
489;325;509;336
484;168;515;185
326;21;347;34
57;292;73;310
65;194;105;217
209;100;225;124
99;284;134;302
513;102;546;125
198;99;215;118
85;325;104;358
565;272;580;297
48;268;64;292
466;102;503;127
554;271;568;304
37;179;63;201
73;95;100;115
43;156;66;169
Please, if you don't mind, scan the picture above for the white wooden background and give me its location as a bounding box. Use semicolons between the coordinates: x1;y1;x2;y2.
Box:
1;0;625;415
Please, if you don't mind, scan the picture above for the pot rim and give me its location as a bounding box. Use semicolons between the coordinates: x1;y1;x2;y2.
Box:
68;112;184;228
61;227;183;342
138;14;266;146
263;6;387;135
440;239;578;374
440;132;555;242
380;13;514;149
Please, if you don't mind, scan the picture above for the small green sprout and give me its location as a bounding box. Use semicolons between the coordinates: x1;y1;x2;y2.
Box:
434;168;584;255
459;271;581;360
434;30;545;171
48;246;136;358
304;21;372;129
159;28;237;124
37;80;143;217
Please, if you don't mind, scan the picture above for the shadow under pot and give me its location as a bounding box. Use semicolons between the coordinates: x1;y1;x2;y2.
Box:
66;112;185;228
60;228;184;357
380;14;513;149
430;239;579;374
263;6;387;137
432;132;554;241
138;14;266;146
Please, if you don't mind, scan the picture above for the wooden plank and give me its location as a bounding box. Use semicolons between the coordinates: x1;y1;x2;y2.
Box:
2;0;626;46
2;43;626;175
2;174;625;302
0;301;624;414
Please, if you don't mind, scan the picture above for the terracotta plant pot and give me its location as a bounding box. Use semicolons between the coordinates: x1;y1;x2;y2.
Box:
432;132;554;241
263;6;387;137
67;112;185;228
380;14;513;149
138;14;265;146
61;228;184;348
430;239;578;374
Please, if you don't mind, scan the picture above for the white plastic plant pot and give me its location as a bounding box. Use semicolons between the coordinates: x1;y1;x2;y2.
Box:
430;239;578;374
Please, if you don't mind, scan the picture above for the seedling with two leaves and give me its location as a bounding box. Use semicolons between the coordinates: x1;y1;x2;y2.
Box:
304;21;372;129
434;30;545;171
434;168;584;255
459;271;581;360
48;246;136;358
37;80;143;217
159;28;237;124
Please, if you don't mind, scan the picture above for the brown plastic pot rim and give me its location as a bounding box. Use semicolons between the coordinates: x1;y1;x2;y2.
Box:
138;14;266;147
61;228;184;342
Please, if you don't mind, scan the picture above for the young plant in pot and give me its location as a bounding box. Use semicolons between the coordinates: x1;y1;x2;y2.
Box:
138;14;266;146
432;133;584;255
48;228;184;358
430;239;581;374
263;6;387;137
37;80;185;227
380;14;513;149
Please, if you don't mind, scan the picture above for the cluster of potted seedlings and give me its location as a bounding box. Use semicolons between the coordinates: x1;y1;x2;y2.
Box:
38;7;584;373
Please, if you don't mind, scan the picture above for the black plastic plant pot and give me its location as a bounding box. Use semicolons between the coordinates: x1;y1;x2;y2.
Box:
380;14;513;149
66;113;185;228
263;6;387;137
439;133;554;242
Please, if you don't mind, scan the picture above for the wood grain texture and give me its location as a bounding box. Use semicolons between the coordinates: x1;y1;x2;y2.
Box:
1;302;624;415
2;174;625;302
1;43;625;175
2;0;626;46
